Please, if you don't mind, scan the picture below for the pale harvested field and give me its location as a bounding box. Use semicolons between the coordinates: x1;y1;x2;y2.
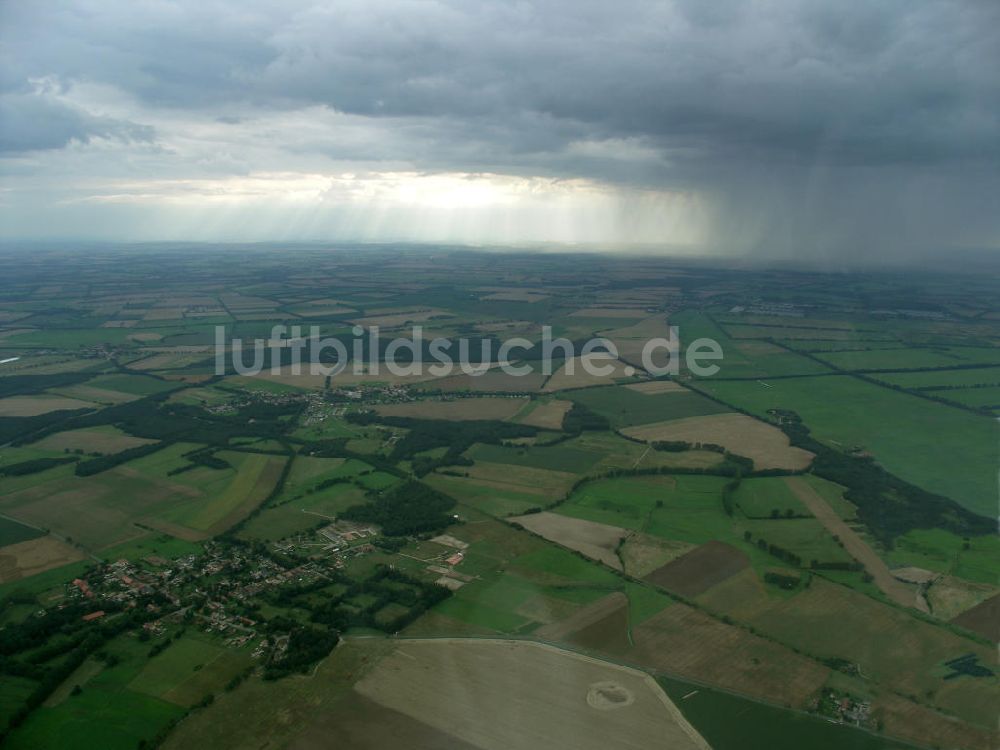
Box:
630;604;830;709
127;332;164;342
0;394;95;417
785;476;926;611
355;638;710;750
36;428;156;454
623;413;814;471
543;355;639;391
375;397;528;421
511;511;627;570
515;399;572;429
619;534;695;578
624;380;687;394
0;535;86;583
928;575;999;621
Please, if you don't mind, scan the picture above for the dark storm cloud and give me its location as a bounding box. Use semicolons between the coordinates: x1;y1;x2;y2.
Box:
0;91;154;154
1;0;998;256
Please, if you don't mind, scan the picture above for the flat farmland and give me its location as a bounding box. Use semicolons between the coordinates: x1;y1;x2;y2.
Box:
812;346;1000;370
746;578;998;728
35;426;157;454
163;452;287;534
543;355;639;391
784;475;923;609
875;365;1000;389
374;396;528;421
619;534;695;578
0;464;204;550
510;511;628;569
467;441;603;474
732;476;810;518
129;635;252;707
695;375;997;516
0;394;94;416
643;541;749;597
0;535;86;583
0;515;45;546
423;368;548;393
559;475;734;544
238;483;369;541
427;461;576;517
622;413;814;471
514;398;572;429
942;385;1000;409
427;473;550;517
354;639;710;750
568;384;726;428
629;603;830;709
0;444;285;549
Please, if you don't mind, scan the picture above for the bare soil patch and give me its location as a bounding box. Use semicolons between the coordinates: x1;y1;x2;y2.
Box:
623;413;814;471
950;593;1000;641
643;541;749;597
535;592;631;652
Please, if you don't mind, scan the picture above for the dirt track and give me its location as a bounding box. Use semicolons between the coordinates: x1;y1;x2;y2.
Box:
784;476;927;612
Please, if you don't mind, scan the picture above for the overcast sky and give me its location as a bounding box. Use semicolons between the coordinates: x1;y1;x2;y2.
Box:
1;0;998;261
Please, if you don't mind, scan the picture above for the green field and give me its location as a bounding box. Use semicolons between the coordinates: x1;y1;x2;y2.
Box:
659;676;918;750
874;366;1000;389
695;375;997;516
425;473;544;517
558;475;732;541
567;384;726;428
4;634;187;750
812;346;1000;371
468;442;602;474
129;634;250;706
0;516;45;546
732;477;809;519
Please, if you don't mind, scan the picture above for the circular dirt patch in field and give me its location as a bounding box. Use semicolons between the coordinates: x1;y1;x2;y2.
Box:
586;681;634;710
